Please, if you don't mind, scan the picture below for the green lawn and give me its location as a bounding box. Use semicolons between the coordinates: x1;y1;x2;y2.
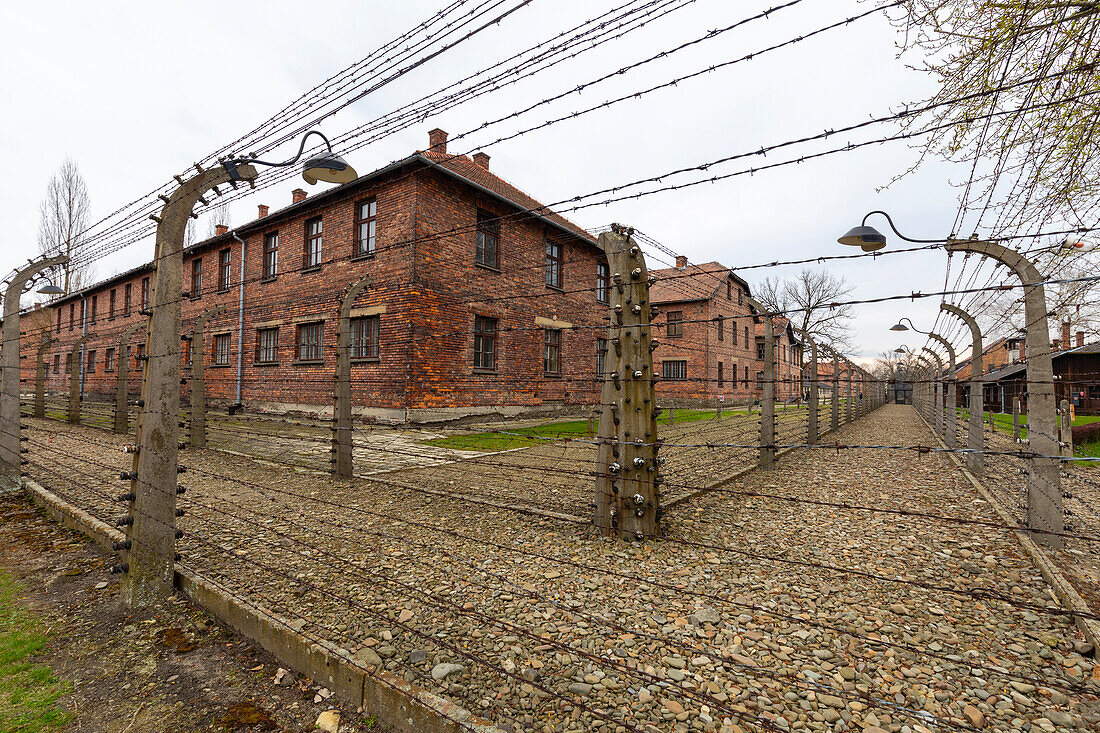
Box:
419;405;787;451
0;570;71;732
955;409;1100;436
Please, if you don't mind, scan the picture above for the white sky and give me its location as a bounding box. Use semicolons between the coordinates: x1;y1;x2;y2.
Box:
1;0;985;359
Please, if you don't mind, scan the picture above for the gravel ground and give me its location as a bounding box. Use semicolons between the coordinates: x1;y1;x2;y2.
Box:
20;404;1100;733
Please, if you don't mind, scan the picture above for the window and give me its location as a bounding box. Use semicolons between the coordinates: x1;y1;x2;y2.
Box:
304;218;323;269
55;308;61;333
105;347;115;372
662;360;687;380
667;310;683;338
191;258;202;298
475;211;499;269
596;262;609;304
756;371;764;387
756;342;765;360
296;322;324;362
80;299;86;325
1089;385;1100;400
263;232;279;280
731;319;738;344
109;289;116;319
718;361;724;387
596;338;607;376
727;281;732;300
86;349;96;374
744;365;749;385
65;353;72;374
738;289;743;305
52;354;60;374
255;328;279;364
545;239;562;289
355;199;377;256
141;278;150;309
218;249;232;291
124;283;132;315
136;344;145;370
213;333;231;365
350;315;380;359
473;316;497;370
68;303;74;330
544;329;561;375
717;315;724;341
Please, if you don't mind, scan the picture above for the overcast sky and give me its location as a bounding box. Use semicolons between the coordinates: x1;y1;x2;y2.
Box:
1;0;990;360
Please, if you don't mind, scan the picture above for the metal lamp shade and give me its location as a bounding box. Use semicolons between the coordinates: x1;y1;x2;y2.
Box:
37;284;65;295
889;322;909;331
838;225;886;248
302;154;358;185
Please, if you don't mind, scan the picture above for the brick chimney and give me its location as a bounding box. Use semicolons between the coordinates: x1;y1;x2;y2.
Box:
473;152;490;170
215;224;228;236
1061;321;1071;349
1019;339;1026;362
675;255;688;268
428;128;448;155
1077;330;1085;348
292;189;307;205
1052;338;1061;351
258;204;269;218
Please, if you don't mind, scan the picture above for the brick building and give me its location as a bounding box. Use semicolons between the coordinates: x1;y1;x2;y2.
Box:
26;129;612;423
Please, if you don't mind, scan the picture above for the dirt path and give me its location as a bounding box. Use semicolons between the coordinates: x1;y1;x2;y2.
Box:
0;493;384;733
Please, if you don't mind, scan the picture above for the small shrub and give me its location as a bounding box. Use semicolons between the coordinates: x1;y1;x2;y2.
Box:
1071;421;1100;445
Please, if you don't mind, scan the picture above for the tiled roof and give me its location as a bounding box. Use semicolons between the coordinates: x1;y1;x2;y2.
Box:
649;262;733;304
418;151;595;244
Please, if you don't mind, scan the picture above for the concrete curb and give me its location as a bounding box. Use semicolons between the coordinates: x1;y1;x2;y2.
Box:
912;408;1100;650
20;477;505;733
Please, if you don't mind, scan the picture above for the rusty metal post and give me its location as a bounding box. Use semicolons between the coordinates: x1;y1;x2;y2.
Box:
1;254;68;481
120;162;258;607
941;303;984;476
333;277;370;478
114;322;145;434
67;333;96;424
187;305;228;449
594;225;661;540
796;329;818;445
34;335;56;419
745;296;775;469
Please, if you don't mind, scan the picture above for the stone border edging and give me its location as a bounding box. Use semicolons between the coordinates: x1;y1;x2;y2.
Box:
911;408;1100;650
19;476;505;733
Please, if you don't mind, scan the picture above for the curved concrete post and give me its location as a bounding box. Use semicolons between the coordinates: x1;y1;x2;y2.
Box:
945;238;1060;545
745;296;775;469
830;350;840;431
941;303;984;475
843;359;853;425
922;347;945;437
67;333;97;424
593;227;661;539
122;162;258;608
928;332;957;449
34;335;57;419
333;277;370;478
114;322;145;434
188;304;229;449
1;253;68;477
795;329;818;445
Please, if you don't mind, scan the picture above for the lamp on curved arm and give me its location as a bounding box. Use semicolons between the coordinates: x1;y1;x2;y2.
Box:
838;210;949;252
223;130;357;186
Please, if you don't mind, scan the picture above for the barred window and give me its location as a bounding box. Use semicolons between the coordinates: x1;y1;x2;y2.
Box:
256;327;279;364
296;322;324;362
304;218;323;269
356;199;377;256
350;315;380;359
596;337;607;376
544;329;561;375
596;261;609;304
473;316;497;370
475;211;499;269
662;360;687;380
214;333;231;366
263;232;279;280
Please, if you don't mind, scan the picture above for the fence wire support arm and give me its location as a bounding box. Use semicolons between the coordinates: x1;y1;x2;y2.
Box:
940;302;985;476
594;226;661;540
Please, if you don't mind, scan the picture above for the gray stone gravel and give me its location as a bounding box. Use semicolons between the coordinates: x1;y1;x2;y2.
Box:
21;405;1100;733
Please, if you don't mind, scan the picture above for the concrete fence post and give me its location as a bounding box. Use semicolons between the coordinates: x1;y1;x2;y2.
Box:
927;333;957;448
34;335;56;419
941;303;984;475
67;334;96;424
1012;397;1021;441
944;238;1060;546
333;277;370;478
830;351;840;432
1;254;68;483
745;296;775;469
114;322;145;434
594;225;661;540
121;161;258;608
844;360;853;425
187;305;228;450
795;330;818;445
1061;399;1073;457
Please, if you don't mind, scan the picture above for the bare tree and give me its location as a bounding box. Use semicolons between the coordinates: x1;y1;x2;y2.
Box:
184;217;198;248
206;203;232;238
887;1;1100;234
37;157;93;293
753;268;856;350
